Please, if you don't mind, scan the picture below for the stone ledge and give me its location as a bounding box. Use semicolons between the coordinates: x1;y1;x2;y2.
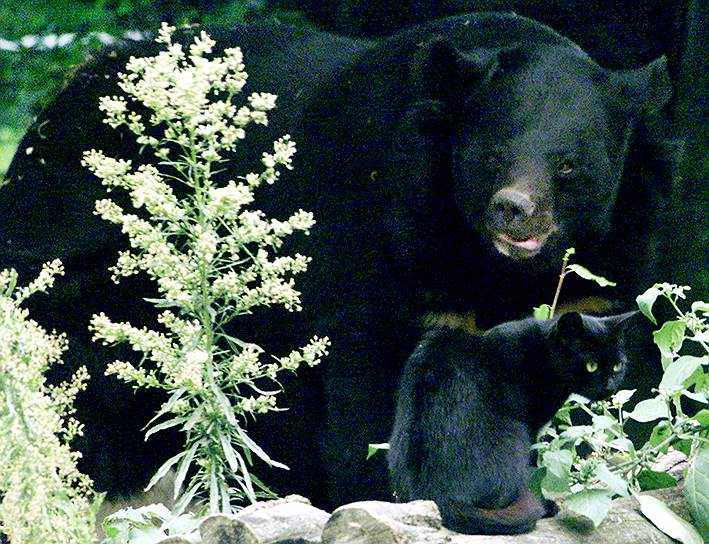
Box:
158;487;690;544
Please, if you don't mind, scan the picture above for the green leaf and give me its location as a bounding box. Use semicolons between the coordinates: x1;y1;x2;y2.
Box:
637;469;678;491
595;463;629;497
565;489;613;526
592;415;617;430
565;264;616;287
172;482;200;518
144;388;186;429
637;287;662;325
529;467;545;495
144;415;187;441
685;443;709;542
636;493;704;544
541;470;571;498
659;356;706;393
691;301;709;314
691;409;709;428
145;450;186;493
534;304;552;320
673;439;693;457
173;439;199;501
609;438;635;454
543;449;573;479
367;442;390;460
653;320;687;361
235;425;289;470
611;389;636;407
627;398;670;423
649;421;673;453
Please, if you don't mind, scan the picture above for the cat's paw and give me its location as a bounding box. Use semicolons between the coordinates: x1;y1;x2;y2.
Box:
543;499;560;518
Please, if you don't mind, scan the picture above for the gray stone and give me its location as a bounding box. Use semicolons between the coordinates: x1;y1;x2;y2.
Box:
321;500;445;544
199;495;330;544
320;488;693;544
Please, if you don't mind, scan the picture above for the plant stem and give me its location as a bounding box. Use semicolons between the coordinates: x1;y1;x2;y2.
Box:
549;250;574;318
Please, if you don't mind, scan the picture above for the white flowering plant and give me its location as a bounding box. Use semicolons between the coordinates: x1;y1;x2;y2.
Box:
82;24;329;514
0;261;99;544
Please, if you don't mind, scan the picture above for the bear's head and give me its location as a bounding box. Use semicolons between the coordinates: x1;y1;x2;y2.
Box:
409;37;672;267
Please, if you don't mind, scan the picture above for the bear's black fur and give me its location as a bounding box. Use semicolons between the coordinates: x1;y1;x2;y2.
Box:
1;14;674;508
388;311;636;534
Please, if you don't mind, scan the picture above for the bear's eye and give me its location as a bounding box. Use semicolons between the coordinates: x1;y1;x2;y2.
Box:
585;360;598;373
613;362;623;373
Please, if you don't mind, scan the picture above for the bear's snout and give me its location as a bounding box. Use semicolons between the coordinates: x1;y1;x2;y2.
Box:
487;188;555;260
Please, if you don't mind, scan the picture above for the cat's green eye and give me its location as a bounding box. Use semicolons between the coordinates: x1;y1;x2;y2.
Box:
586;361;598;373
613;362;623;373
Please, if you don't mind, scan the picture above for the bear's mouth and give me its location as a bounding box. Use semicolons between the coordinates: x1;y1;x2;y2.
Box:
491;229;555;260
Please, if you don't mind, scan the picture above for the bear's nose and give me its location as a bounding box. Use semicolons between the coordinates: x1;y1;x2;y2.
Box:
490;188;536;224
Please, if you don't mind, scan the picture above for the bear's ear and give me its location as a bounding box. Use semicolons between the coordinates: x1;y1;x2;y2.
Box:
610;56;673;115
410;36;493;105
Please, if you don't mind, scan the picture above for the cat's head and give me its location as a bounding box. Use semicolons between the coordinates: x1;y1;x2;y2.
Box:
547;311;638;400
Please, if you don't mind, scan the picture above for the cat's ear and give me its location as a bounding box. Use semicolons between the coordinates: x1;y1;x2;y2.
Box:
603;311;639;332
555;312;585;337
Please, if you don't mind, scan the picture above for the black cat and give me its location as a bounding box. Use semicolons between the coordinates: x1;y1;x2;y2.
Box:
387;311;636;535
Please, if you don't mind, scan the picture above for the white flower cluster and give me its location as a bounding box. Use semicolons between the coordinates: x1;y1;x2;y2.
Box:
0;263;96;543
83;27;330;509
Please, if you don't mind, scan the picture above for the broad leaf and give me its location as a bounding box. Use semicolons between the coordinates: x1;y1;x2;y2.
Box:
659;356;706;393
691;409;709;428
566;264;616;287
367;442;390;460
543;449;573;479
611;389;636;407
636;493;704;544
685;443;709;542
649;421;672;452
534;304;552;320
636;287;662;325
637;469;678;491
594;463;629;497
691;301;709;314
627;398;670;423
564;489;613;526
653;320;687;362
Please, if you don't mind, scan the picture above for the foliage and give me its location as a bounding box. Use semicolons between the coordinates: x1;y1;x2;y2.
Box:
0;0;265;174
84;24;329;516
0;261;100;544
102;503;200;544
534;282;708;540
533;247;616;320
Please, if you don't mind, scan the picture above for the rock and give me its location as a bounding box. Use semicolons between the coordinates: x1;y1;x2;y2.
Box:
321;500;445;544
199;495;330;544
163;488;693;544
320;488;693;544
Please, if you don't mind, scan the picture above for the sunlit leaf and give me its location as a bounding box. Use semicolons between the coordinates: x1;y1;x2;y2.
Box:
565;264;616;287
685;443;709;542
367;442;390;460
565;489;613;526
636;493;704;544
627;398;670;423
636;287;662;325
534;304;552;320
637;469;678;491
659;356;706;393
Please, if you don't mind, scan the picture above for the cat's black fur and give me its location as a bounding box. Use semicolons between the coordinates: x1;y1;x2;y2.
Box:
387;311;636;535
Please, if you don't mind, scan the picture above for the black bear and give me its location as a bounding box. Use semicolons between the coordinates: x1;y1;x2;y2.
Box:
0;13;673;508
269;0;709;297
388;311;636;534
